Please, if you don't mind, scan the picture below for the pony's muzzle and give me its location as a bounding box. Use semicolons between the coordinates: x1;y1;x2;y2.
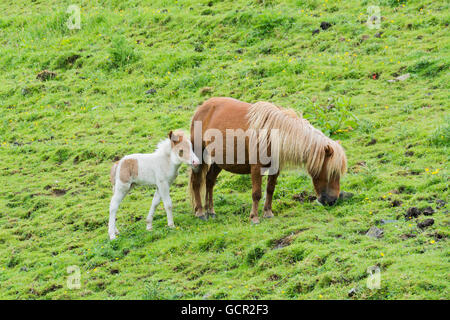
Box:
318;194;337;206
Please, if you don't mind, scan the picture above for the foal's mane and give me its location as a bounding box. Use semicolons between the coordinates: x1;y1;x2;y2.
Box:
247;101;347;179
155;139;172;156
154;130;187;156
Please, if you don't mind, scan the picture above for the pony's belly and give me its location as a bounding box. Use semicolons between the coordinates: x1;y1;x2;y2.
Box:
217;163;251;174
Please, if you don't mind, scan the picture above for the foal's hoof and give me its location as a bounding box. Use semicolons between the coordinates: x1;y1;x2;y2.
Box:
109;234;116;241
146;225;153;231
197;215;207;221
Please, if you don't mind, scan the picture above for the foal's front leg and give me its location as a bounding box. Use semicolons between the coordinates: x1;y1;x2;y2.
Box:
157;181;175;228
250;165;262;224
146;190;161;231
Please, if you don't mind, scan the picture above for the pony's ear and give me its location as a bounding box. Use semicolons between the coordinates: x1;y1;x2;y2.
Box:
325;145;334;157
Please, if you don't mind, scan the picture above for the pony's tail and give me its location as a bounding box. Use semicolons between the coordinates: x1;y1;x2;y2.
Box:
188;164;208;209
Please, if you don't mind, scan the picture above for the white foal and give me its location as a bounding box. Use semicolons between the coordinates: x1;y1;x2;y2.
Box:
108;130;199;240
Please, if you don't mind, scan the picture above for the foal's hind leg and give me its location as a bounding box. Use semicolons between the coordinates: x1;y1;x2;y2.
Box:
146;190;161;231
108;184;129;240
157;181;175;228
263;171;279;218
205;163;222;219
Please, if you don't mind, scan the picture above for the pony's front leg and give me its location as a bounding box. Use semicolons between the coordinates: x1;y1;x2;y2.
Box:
157;181;175;228
263;171;279;218
190;164;207;220
146;190;161;231
108;186;128;240
250;165;262;224
205;163;222;219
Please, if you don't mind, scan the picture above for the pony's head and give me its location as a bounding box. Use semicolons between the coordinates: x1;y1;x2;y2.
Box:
169;130;200;169
311;143;347;206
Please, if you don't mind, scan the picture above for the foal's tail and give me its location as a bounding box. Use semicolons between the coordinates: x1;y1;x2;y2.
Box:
188;164;208;209
110;161;119;192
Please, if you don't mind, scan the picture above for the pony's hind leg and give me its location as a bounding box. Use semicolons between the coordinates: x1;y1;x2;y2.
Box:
250;165;262;224
205;163;222;219
263;171;279;218
146;190;161;231
108;185;129;240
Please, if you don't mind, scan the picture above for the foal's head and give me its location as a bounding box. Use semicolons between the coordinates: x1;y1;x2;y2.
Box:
311;144;347;206
169;130;200;168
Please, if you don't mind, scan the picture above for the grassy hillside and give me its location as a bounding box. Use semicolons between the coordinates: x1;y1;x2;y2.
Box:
0;0;448;299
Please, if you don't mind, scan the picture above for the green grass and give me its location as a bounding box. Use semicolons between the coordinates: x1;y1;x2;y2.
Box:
0;0;449;299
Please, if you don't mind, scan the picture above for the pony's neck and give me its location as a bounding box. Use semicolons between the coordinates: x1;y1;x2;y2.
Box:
248;102;346;179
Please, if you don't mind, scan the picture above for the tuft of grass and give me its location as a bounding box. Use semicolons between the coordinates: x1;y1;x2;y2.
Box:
107;35;140;70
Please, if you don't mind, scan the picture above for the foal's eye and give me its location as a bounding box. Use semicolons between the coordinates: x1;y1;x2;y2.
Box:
178;149;184;157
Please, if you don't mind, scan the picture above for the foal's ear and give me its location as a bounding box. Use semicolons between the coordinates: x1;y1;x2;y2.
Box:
169;130;181;143
324;145;334;157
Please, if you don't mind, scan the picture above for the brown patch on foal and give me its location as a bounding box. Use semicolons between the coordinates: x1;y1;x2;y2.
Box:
119;159;139;183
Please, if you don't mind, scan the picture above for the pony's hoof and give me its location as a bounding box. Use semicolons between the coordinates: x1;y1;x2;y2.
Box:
209;213;217;219
251;217;260;225
263;210;274;218
197;215;207;221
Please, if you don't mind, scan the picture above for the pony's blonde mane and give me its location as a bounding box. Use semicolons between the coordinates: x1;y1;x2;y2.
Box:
247;101;347;179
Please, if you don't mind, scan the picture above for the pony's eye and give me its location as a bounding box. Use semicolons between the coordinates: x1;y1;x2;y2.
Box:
178;149;184;157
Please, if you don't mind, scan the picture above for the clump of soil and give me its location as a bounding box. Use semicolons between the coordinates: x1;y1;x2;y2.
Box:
312;29;320;35
292;191;317;203
366;226;384;239
272;229;307;249
51;189;67;196
145;88;157;95
400;233;416;240
374;31;383;38
422;206;435;216
391;200;402;207
200;87;213;95
417;218;434;229
366;138;377;146
404;207;420;220
320;21;332;30
436;199;446;209
339;191;354;200
405;151;414;157
36;70;57;81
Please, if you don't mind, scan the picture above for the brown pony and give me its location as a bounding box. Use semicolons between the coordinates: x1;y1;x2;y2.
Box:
189;97;347;224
